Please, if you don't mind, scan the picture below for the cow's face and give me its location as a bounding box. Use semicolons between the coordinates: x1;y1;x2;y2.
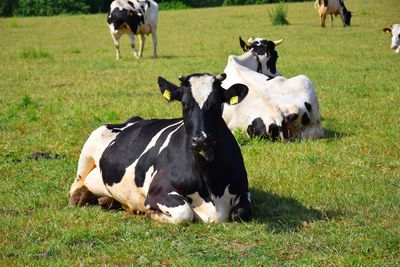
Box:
383;24;400;52
239;36;283;76
343;9;352;26
158;74;248;161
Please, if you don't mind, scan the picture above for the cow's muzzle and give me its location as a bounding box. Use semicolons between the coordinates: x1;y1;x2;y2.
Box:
391;44;398;49
190;135;215;161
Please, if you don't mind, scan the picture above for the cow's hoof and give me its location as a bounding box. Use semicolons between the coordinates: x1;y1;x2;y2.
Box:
98;197;122;210
69;187;82;206
77;185;98;207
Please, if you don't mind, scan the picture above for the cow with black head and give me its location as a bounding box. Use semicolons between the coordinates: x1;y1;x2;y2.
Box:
69;73;252;223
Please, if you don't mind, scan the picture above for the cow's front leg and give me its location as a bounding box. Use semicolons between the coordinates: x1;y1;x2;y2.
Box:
110;33;121;60
129;33;140;59
138;34;145;58
231;192;252;222
145;191;193;224
320;13;326;28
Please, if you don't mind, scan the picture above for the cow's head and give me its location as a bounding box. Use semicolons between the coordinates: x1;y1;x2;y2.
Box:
239;36;283;77
383;24;400;53
342;7;352;26
158;73;248;162
126;9;144;34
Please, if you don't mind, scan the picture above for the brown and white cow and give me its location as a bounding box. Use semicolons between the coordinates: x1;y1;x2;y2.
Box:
222;37;323;140
315;0;352;27
383;24;400;54
107;0;158;60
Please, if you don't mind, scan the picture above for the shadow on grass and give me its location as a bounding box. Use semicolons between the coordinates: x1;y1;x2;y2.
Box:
250;188;340;232
323;127;351;140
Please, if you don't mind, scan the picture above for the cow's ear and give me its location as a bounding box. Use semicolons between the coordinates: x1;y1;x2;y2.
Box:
383;27;392;34
158;77;182;101
239;36;249;52
223;83;248;105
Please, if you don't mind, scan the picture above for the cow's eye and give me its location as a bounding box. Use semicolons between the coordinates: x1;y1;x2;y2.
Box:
182;102;189;110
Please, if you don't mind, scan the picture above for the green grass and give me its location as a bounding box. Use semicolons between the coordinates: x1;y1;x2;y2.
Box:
0;0;399;265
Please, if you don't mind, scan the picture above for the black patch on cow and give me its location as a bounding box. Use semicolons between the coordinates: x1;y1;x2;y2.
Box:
323;0;328;6
266;49;278;74
100;119;182;187
134;123;180;187
287;113;299;122
304;102;312;112
107;7;144;34
301;112;311;126
268;123;279;140
247;118;267;138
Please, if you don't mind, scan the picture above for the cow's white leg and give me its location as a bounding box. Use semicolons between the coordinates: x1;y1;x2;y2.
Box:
129;33;140;59
138;34;145;58
110;33;121;60
148;201;193;224
151;28;157;58
83;167;111;198
69;149;96;205
146;192;193;224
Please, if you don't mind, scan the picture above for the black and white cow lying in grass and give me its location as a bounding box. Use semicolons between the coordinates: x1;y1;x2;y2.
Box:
69;73;252;223
383;24;400;54
222;37;323;140
107;0;158;60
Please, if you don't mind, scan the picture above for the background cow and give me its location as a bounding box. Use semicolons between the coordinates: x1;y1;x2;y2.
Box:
69;73;252;223
222;37;323;140
107;0;158;60
383;24;400;54
315;0;352;27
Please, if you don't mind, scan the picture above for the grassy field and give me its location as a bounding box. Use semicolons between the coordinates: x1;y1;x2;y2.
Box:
1;0;399;265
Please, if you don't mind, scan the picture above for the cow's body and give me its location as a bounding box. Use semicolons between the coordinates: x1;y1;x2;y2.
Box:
383;24;400;54
69;74;251;223
315;0;351;27
107;0;158;60
222;37;323;140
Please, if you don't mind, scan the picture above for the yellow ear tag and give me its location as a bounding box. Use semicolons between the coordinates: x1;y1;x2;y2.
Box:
163;90;171;100
230;96;239;105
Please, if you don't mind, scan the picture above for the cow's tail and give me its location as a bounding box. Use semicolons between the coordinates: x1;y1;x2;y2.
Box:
314;0;319;9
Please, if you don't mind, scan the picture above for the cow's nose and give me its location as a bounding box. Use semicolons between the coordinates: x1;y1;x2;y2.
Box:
391;44;398;49
192;135;207;147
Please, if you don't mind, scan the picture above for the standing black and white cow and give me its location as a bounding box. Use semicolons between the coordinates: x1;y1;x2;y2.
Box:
69;73;252;223
107;0;158;60
383;24;400;54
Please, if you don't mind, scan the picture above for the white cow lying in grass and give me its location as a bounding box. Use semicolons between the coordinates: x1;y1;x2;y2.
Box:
107;0;158;60
222;37;323;140
383;24;400;54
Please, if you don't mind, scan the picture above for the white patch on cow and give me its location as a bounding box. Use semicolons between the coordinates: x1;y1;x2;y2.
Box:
189;186;236;223
189;75;215;109
142;166;156;193
84;167;111;197
159;121;183;154
390;24;400;51
157;192;193;223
